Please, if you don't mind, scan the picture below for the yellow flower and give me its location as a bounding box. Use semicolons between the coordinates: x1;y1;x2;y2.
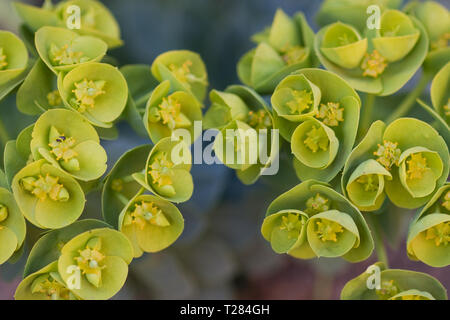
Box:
72;78;106;113
315;102;344;127
315;218;344;242
425;222;450;247
49;43;87;66
148;152;174;187
0;47;7;70
286;89;313;114
373;140;401;170
304;125;329;153
406;153;429;180
361;50;387;78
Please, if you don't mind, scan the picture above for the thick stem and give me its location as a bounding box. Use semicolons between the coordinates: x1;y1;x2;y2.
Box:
358;93;376;139
386;72;432;123
368;214;389;268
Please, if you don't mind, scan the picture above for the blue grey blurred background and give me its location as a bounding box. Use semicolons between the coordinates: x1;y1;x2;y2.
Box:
0;0;448;300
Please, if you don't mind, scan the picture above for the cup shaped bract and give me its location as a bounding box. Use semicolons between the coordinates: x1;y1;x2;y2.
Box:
55;0;123;48
132;137;193;203
320;22;367;68
341;262;448;300
35;26;107;74
151;50;208;102
58;228;133;300
144;80;202;144
0;31;28;85
119;194;184;257
31;109;107;181
0;187;26;265
12;159;85;229
58;62;128;128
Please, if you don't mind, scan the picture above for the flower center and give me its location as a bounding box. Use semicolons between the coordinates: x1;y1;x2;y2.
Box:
361;50;387;78
0;204;8;222
406;153;430;180
425;221;450;247
373;140;401;170
305;193;330;215
47;90;62;107
286;89;313;114
20;174;69;202
304;125;329;153
0;47;7;70
49;43;87;66
280;45;307;65
31;273;71;300
279;212;304;239
356;174;379;192
376;280;399;300
71;78;106;113
442;191;450;211
48;126;80;172
169;60;207;89
124;201;170;230
74;237;106;288
247;109;271;129
315;218;344;242
149;96;191;130
315;102;344;127
148;152;174;188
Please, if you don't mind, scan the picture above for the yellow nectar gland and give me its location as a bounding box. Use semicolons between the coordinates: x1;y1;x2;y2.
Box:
356;174;379;192
47;90;62;106
0;47;7;70
442;191;450;211
74;237;106;288
169;60;207;89
304;125;329;153
280;45;307;65
279;212;304;240
31;273;72;300
305;193;330;215
49;43;87;66
150;96;191;130
20;174;69;202
148;152;174;187
315;102;344;127
431;32;449;51
361;50;387;78
406;153;430;180
286;89;313;115
247;109;271;130
425;221;450;247
376;280;399;300
71;78;105;113
315;218;344;242
124;201;170;230
443;98;450;118
373;140;401;170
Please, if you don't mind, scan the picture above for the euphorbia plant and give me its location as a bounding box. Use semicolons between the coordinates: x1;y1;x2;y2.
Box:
342;118;449;210
262;180;374;262
406;184;450;267
237;9;318;93
341;262;448;300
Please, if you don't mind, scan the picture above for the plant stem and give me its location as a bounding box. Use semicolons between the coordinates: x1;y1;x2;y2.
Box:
0;117;9;146
368;214;389;268
386;72;432;123
359;93;376;138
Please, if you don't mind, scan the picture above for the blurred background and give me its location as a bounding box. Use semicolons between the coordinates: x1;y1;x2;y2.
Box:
0;0;448;300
